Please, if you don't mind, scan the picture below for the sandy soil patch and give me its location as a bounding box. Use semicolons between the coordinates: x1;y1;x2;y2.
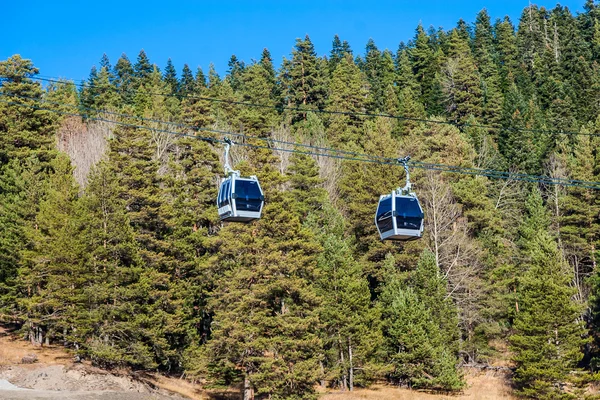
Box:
319;370;515;400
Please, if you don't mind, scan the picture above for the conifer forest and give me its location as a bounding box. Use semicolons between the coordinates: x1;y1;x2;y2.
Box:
7;2;600;399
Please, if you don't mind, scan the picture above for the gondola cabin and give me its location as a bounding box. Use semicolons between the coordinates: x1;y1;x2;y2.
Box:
217;175;264;222
375;191;424;241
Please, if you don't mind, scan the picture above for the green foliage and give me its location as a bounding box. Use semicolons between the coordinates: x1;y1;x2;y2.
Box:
510;189;587;398
381;250;463;391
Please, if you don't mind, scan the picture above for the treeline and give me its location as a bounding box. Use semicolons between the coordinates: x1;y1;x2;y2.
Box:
3;1;600;399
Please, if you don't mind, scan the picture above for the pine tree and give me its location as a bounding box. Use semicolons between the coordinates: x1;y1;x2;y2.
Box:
329;35;352;74
409;24;445;114
510;189;587;399
76;161;157;367
498;84;548;173
326;54;369;146
195;67;206;89
92;66;119;111
179;64;195;96
308;204;379;391
113;53;135;105
100;53;112;72
493;16;519;92
0;55;56;165
226;54;245;92
362;39;396;112
163;58;178;94
16;154;81;346
134;49;154;87
282;35;328;120
396;48;420;93
441;29;483;124
238;62;278;135
474;9;504;126
381;250;463;391
181;68;213;130
0;159;46;314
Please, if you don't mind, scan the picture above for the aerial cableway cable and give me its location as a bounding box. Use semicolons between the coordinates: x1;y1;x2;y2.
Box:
6;74;600;139
0;92;385;163
1;94;600;190
7;92;597;187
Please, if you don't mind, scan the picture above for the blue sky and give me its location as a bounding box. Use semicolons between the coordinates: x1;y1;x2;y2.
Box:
1;0;586;81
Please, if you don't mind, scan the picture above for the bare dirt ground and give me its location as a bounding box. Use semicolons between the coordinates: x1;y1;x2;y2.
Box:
0;325;516;399
319;370;516;400
0;326;191;400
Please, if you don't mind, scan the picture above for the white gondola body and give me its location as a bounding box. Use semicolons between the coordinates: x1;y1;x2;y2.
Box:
217;175;264;223
375;191;424;241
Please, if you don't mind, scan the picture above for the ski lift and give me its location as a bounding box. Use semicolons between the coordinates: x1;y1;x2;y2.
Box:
375;156;424;241
217;138;264;222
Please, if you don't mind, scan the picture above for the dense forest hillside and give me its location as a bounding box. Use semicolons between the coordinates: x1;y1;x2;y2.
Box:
3;1;600;399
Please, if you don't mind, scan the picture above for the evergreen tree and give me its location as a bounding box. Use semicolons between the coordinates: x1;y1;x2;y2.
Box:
474;9;504;126
441;29;483;124
308;204;380;391
325;54;369;146
76;161;157;367
16;154;81;346
134;49;154;87
498;84;547;173
329;35;352;74
163;58;178;94
113;53;135;104
0;55;56;165
381;250;463;391
92;66;119;111
510;189;587;399
282;35;328;120
226;54;245;92
409;24;445;114
100;53;112;72
195;67;206;89
493;16;519;92
179;64;195;96
238;62;278;135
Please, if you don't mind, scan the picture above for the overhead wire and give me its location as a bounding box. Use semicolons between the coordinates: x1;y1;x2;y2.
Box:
8;91;600;187
0;92;387;162
7;74;600;138
2;93;600;190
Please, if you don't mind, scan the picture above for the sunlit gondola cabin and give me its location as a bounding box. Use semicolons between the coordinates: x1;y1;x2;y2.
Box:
375;191;424;241
217;175;264;222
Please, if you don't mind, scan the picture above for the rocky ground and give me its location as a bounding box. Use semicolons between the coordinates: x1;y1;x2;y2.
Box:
0;326;193;399
0;364;187;399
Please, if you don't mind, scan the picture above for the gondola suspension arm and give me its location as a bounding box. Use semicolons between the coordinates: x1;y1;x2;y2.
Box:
223;137;240;178
396;156;412;195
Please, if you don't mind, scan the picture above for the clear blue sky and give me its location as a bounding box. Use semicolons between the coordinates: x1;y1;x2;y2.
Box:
1;0;586;81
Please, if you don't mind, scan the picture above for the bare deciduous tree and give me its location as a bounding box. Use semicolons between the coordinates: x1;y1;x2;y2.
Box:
57;115;111;188
271;125;293;175
421;171;484;361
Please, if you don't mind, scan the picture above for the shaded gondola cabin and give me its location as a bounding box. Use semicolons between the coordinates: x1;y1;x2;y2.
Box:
375;191;424;241
217;175;264;222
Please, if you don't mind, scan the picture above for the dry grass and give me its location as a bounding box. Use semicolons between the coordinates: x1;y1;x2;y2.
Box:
320;371;516;400
0;326;73;366
142;373;209;400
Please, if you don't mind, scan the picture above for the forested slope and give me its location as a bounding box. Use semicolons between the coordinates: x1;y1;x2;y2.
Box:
2;2;600;399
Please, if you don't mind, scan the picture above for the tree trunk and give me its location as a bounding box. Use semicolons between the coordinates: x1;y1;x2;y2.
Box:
243;374;254;400
319;359;326;388
339;342;347;391
348;338;354;392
